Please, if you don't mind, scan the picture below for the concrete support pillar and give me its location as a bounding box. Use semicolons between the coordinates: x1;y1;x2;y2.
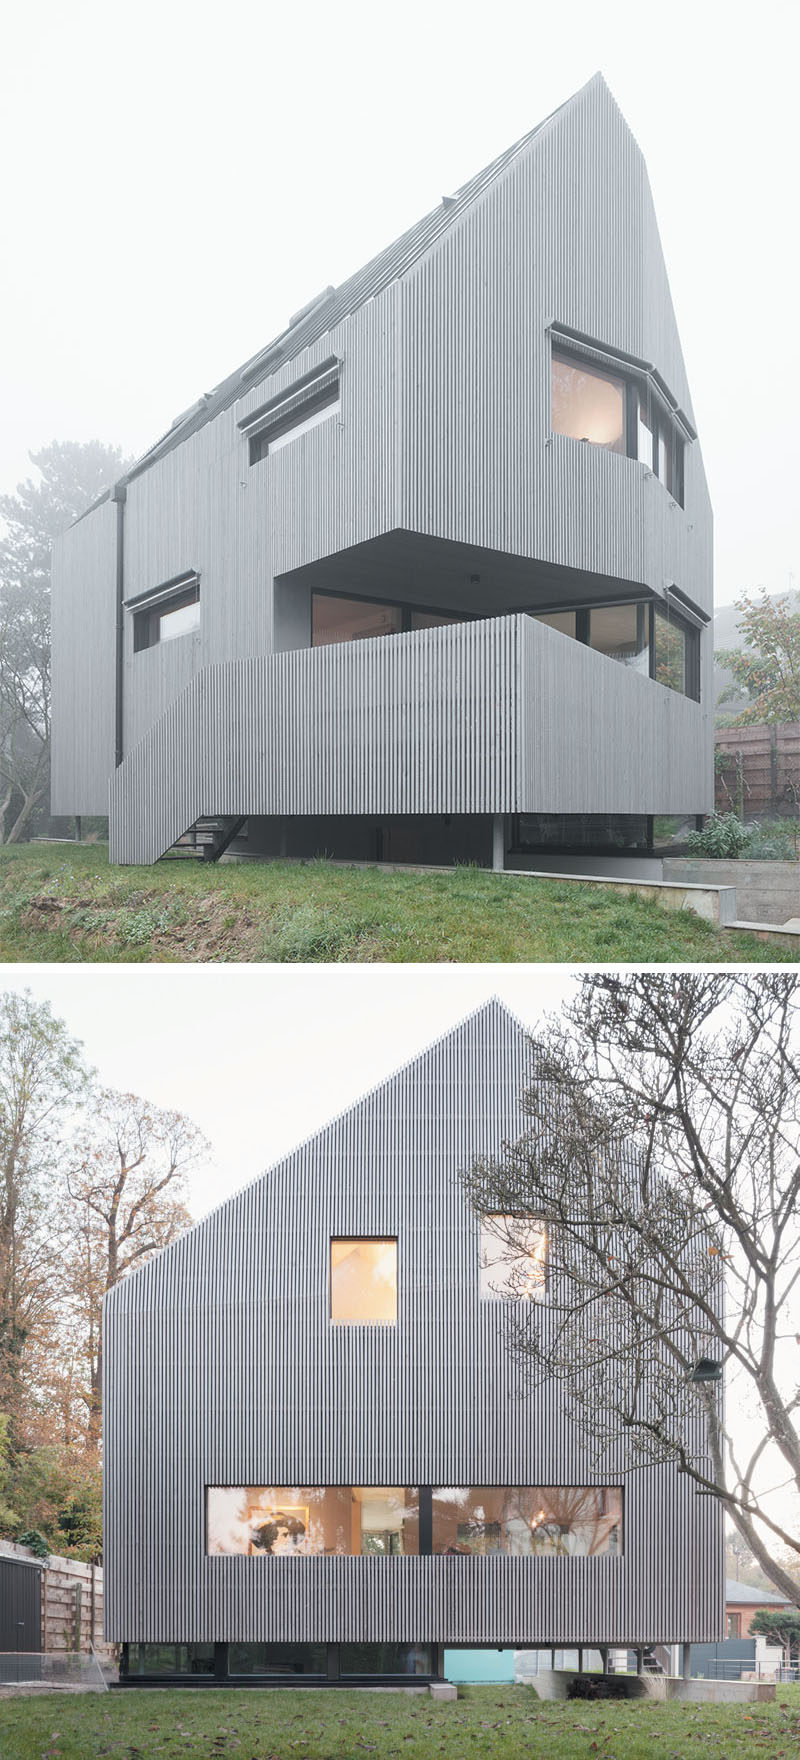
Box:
492;814;504;872
600;1645;609;1674
635;1647;644;1676
577;1647;584;1674
681;1643;691;1680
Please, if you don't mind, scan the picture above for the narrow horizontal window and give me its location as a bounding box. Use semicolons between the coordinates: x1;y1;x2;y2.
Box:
206;1486;419;1555
331;1237;397;1322
431;1487;623;1556
245;362;341;464
479;1214;546;1299
132;577;200;653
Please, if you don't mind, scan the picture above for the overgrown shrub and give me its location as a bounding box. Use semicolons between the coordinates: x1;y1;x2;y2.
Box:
686;813;752;859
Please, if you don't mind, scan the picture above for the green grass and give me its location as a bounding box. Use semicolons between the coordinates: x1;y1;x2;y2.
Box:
1;1683;799;1760
0;842;791;964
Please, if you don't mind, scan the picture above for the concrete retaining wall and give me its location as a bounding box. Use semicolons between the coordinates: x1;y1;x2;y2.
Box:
663;858;800;927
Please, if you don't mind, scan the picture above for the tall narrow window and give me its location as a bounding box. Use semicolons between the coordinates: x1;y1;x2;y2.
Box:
330;1238;397;1323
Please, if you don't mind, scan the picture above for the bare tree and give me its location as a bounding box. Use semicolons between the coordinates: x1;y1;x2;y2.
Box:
63;1090;205;1445
462;973;800;1607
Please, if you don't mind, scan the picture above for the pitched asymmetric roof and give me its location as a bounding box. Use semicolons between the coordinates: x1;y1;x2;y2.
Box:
81;75;599;520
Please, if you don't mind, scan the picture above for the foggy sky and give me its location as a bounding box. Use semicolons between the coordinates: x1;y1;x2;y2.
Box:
1;0;797;610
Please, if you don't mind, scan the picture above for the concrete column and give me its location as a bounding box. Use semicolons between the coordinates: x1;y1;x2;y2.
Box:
492;814;504;872
600;1645;609;1674
635;1648;644;1675
577;1647;584;1674
681;1643;691;1680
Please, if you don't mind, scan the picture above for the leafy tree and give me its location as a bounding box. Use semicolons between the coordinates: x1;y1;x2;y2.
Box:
717;592;800;726
749;1607;800;1666
63;1090;203;1445
462;973;800;1607
0;990;87;1443
0;440;130;841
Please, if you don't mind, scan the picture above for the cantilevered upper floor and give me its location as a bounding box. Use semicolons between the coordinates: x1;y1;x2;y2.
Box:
51;72;713;854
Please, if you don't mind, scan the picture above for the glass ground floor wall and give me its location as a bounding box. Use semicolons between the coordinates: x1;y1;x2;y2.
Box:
121;1643;436;1684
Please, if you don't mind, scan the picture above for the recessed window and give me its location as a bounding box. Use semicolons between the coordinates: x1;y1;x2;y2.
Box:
726;1612;742;1640
479;1214;546;1299
331;1237;397;1322
551;340;686;506
431;1486;622;1556
206;1485;419;1555
552;352;626;452
589;603;649;673
312;593;463;649
244;360;341;465
132;575;200;653
654;602;690;696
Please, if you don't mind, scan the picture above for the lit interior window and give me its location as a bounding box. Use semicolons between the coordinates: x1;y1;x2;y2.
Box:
330;1238;397;1323
551;354;626;453
479;1215;546;1299
431;1486;622;1555
206;1485;419;1555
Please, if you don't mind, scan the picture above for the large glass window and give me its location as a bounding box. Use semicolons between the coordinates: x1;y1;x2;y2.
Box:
551;353;626;453
535;610;577;639
340;1644;432;1676
206;1485;419;1556
589;604;649;673
126;1644;214;1676
331;1237;397;1323
479;1215;547;1299
312;594;462;648
431;1487;622;1556
228;1643;326;1676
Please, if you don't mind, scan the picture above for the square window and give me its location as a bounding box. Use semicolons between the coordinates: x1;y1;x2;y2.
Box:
479;1215;546;1299
330;1238;397;1323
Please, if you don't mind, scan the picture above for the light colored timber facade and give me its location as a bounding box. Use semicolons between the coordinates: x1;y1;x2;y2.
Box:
105;1001;723;1685
52;74;713;868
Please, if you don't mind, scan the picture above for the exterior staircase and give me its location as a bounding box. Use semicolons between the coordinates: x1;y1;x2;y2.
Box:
164;816;246;863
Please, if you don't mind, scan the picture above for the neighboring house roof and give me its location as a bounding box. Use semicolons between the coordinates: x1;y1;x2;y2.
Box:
725;1578;792;1606
76;74;602;521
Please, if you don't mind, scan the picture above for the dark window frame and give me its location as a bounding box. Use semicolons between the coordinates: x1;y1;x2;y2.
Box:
551;341;686;508
533;596;700;703
312;589;473;646
131;577;200;654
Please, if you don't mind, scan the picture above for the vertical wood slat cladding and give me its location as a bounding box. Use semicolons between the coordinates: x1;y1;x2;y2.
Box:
50;498;118;815
52;76;712;823
109;614;709;864
103;1002;723;1646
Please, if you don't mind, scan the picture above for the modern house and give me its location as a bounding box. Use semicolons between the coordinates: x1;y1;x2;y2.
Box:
104;999;723;1686
52;73;712;868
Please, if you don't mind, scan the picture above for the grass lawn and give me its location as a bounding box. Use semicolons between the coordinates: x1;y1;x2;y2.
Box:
0;843;790;964
1;1683;800;1760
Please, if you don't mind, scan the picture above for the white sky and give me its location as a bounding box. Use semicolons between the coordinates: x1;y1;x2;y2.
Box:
1;0;797;610
2;963;575;1216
